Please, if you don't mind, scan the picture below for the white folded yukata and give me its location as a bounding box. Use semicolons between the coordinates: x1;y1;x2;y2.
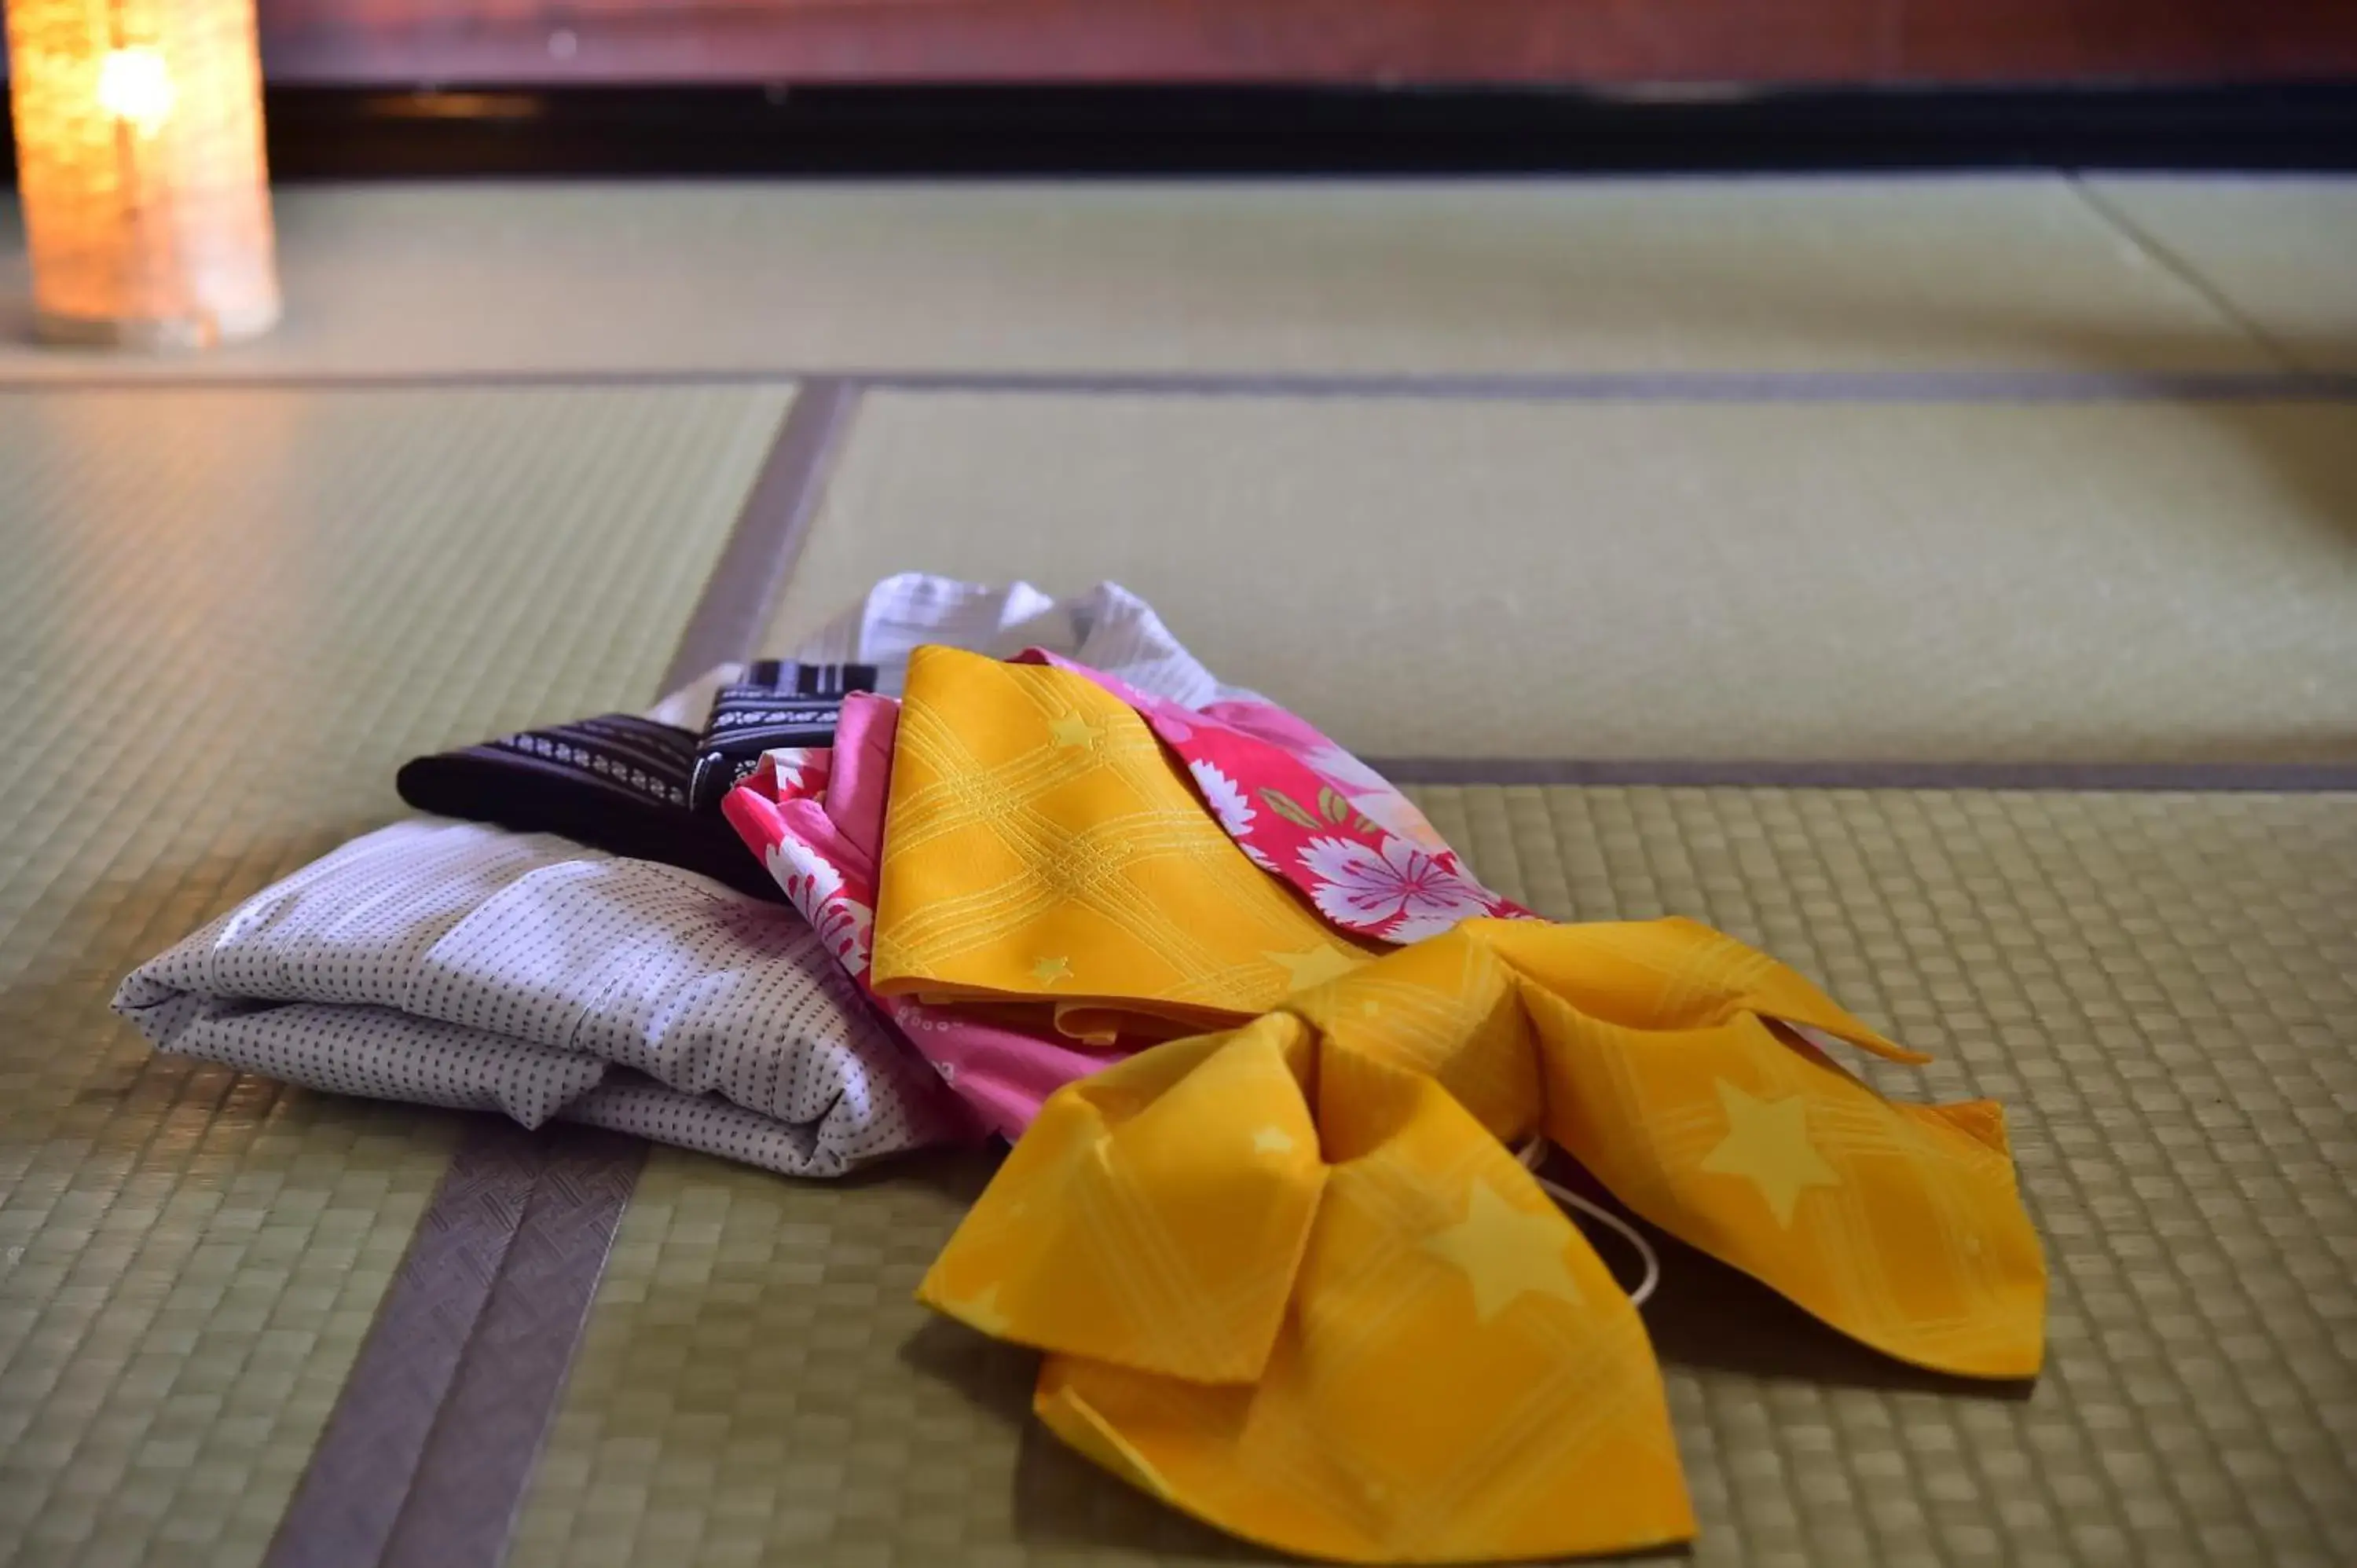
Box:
113;818;972;1177
115;574;1288;1178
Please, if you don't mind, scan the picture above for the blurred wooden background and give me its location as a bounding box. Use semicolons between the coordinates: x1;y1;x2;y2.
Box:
255;0;2357;86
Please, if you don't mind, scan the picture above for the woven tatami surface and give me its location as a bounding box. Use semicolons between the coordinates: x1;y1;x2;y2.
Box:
2082;176;2357;372
511;782;2357;1568
0;178;2276;380
772;394;2357;766
2;171;2352;1568
0;385;789;1566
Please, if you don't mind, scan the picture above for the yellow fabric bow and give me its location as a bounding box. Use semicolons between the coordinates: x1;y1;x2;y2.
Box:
879;642;2045;1562
918;920;2046;1563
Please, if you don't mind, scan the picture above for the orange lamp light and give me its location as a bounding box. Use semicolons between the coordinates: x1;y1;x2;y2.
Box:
6;0;280;347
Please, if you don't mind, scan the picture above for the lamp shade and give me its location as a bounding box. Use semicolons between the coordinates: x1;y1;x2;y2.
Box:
6;0;278;347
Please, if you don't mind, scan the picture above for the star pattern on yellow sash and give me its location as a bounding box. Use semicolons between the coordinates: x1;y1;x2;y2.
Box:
1263;945;1362;992
1699;1079;1840;1228
1251;1126;1296;1156
1047;714;1097;749
1031;955;1072;985
1420;1177;1585;1324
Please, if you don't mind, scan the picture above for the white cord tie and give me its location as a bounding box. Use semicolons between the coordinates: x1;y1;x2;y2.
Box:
1516;1138;1661;1309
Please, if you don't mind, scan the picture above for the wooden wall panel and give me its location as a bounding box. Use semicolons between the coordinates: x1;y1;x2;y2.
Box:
253;0;2357;86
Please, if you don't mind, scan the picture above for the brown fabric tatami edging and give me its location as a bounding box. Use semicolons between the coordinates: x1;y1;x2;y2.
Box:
261;1122;535;1568
1368;757;2357;792
258;376;873;1568
660;378;861;694
379;1128;645;1568
263;1123;644;1568
8;366;2357;401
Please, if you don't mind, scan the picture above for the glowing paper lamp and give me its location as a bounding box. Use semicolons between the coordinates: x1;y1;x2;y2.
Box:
5;0;280;347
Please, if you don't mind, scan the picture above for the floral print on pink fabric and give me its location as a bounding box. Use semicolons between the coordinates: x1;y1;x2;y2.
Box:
763;830;872;976
1012;650;1534;943
1297;833;1501;942
723;696;1121;1142
1197;697;1451;852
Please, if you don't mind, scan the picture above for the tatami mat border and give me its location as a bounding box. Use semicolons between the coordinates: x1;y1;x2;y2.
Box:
661;378;859;694
5;368;2356;401
1369;757;2357;793
262;1124;643;1568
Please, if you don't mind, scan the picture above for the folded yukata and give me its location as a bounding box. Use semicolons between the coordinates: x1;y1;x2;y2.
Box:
139;574;1376;1171
783;573;1267;709
392;574;1267;897
113;819;971;1178
685;660;880;811
392;661;882;899
808;635;2051;1564
112;565;2048;1564
726;577;1530;1138
726;692;1124;1144
394;712;779;899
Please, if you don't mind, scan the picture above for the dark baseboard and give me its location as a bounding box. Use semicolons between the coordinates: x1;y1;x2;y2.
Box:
6;82;2355;181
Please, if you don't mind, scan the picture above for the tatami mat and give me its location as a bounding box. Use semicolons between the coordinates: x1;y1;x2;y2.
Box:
2081;176;2357;372
0;384;787;1566
0;178;2280;379
513;782;2357;1568
769;391;2357;764
3;170;2352;1568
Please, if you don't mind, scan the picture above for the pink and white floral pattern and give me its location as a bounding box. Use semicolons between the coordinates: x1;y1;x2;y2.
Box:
1014;647;1534;943
1188;760;1255;838
763;746;830;799
764;834;872;975
1187;760;1279;870
1200;701;1451;852
1299;835;1497;943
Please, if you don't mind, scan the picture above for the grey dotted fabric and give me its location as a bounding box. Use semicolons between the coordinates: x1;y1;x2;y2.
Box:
566;1072;832;1173
113;819;969;1178
148;998;610;1124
